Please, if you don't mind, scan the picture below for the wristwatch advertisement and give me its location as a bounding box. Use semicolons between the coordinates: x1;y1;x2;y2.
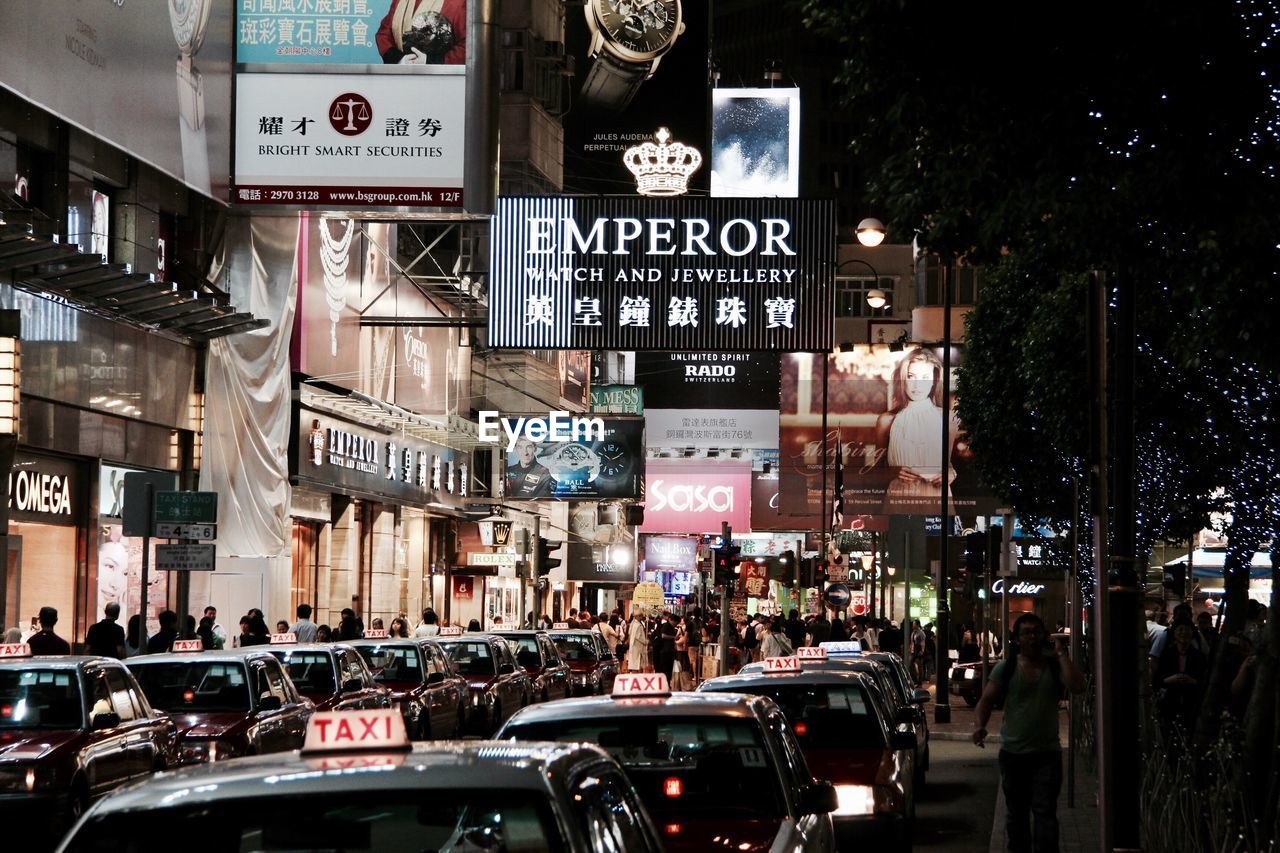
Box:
564;0;708;195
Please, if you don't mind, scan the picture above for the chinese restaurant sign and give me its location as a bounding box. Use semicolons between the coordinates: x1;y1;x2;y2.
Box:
488;197;835;351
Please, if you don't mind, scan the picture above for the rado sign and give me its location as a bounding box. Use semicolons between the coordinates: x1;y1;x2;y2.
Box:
488;197;835;352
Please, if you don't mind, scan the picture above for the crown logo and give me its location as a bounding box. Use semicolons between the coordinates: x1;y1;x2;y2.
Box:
623;128;703;197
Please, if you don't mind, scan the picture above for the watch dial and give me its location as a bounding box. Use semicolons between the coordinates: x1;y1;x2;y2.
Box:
598;442;630;478
597;0;677;52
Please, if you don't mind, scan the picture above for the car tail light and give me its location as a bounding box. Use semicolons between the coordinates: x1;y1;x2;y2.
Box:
1;704;11;718
663;776;683;798
183;689;195;704
873;751;907;814
793;720;808;737
664;824;682;835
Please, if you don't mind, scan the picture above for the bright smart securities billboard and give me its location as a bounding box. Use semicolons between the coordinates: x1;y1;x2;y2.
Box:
487;197;835;351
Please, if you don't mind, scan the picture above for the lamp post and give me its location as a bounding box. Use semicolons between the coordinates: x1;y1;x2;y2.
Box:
836;258;887;316
0;311;19;610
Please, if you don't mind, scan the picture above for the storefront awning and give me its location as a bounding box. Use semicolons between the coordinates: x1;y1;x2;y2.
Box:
1163;548;1274;579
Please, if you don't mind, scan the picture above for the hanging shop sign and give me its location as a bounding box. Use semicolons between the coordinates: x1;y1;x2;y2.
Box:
294;408;468;509
638;460;751;535
741;562;769;598
991;578;1047;596
635;352;780;410
590;385;643;415
641;536;698;573
487;197;835;352
7;453;80;525
486;414;644;501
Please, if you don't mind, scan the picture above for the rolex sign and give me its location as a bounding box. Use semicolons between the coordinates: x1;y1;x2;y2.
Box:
488;197;835;352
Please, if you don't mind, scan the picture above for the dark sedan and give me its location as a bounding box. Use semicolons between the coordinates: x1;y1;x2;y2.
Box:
348;638;467;739
548;629;619;696
436;633;530;734
265;642;390;712
126;649;313;765
0;652;176;833
496;630;572;703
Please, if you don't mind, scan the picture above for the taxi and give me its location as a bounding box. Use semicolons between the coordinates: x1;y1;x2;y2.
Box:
56;707;665;852
435;630;531;734
263;634;390;712
347;636;467;739
494;629;573;703
0;645;176;831
548;626;619;696
700;656;917;850
497;672;838;852
125;643;313;764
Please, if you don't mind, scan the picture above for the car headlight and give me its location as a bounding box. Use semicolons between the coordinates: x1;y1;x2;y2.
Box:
181;739;241;764
834;784;875;816
0;766;41;793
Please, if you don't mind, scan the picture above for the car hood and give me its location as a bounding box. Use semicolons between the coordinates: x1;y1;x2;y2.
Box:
0;729;81;761
803;746;884;785
170;712;251;739
659;818;785;853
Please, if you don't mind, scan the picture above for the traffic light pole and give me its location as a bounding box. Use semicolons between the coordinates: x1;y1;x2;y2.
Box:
934;264;953;725
719;521;732;677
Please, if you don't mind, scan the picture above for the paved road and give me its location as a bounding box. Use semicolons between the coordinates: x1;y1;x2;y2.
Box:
912;738;1000;852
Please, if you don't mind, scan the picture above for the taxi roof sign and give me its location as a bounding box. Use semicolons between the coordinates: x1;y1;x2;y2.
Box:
796;646;827;660
819;640;862;654
612;672;671;698
439;626;463;636
302;709;411;754
0;643;31;658
364;629;389;639
172;639;203;653
270;632;297;645
552;622;570;630
763;656;803;673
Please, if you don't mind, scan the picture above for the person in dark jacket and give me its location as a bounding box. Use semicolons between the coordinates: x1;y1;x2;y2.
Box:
239;613;271;647
146;610;179;654
337;608;364;641
784;609;807;650
85;602;127;658
28;607;72;655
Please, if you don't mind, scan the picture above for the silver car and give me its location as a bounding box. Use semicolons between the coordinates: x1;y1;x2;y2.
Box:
56;739;664;852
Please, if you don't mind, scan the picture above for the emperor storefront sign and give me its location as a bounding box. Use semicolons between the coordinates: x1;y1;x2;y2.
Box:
488;197;835;351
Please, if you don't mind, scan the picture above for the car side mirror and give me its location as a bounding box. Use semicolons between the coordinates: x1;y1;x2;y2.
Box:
895;705;924;725
911;688;931;705
426;671;445;685
257;694;283;712
342;678;363;693
91;711;121;730
498;663;516;675
800;780;838;814
890;730;919;751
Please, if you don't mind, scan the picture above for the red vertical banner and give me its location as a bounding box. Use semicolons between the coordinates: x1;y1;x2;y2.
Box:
451;575;474;602
741;563;770;599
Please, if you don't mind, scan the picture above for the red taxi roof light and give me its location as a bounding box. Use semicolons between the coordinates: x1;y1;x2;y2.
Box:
365;629;388;639
612;673;671;698
0;643;32;658
663;776;683;798
762;656;802;674
302;709;412;755
269;632;297;645
439;626;463;637
552;622;570;629
172;639;203;653
796;646;827;661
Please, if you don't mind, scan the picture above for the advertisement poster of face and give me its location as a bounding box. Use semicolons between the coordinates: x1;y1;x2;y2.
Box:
634;352;780;410
558;351;592;411
562;0;709;194
778;346;994;516
97;525;169;637
501;417;644;501
710;88;800;198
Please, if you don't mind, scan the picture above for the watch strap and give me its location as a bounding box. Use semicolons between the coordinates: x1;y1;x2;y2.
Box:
579;52;652;112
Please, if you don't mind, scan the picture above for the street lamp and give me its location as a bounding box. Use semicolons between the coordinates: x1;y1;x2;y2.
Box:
836;258;887;313
855;218;886;247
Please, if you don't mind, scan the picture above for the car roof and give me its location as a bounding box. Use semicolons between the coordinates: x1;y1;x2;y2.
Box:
125;649;275;666
739;657;883;674
502;691;769;726
699;670;878;691
83;741;614;815
345;638;432;647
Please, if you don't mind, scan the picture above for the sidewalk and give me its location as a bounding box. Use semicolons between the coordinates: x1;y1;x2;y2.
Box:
920;682;1100;851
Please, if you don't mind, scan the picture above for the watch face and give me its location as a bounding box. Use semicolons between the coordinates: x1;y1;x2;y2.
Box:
594;0;680;55
598;441;631;478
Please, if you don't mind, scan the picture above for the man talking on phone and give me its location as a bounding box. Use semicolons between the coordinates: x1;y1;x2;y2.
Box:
973;613;1086;852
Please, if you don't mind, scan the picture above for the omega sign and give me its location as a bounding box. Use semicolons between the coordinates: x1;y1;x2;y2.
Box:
8;470;73;516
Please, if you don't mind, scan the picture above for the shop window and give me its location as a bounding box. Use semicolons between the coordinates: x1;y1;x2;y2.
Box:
501;30;526;92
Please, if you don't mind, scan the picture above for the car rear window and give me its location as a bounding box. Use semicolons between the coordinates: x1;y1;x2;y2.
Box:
353;646;423;685
442;641;496;676
62;789;565;853
0;669;81;729
506;636;544;669
268;651;336;694
706;683;888;749
128;662;251;712
549;635;597;663
503;715;785;821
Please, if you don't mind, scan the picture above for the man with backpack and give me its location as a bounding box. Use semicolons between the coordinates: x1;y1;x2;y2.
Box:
973;613;1086;853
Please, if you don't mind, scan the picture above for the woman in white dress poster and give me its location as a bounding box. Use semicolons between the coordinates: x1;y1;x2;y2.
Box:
876;347;962;514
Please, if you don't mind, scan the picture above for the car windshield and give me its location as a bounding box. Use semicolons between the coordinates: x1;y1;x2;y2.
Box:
442;642;495;676
268;651;335;694
0;669;82;729
503;715;785;821
128;662;251;712
708;683;888;749
354;646;423;685
550;635;597;663
62;790;565;853
506;637;544;670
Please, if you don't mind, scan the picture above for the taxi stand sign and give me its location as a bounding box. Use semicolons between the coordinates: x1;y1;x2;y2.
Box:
302;709;411;754
0;643;31;658
796;646;827;660
763;656;803;673
270;632;297;645
613;672;671;698
172;639;203;653
439;626;464;636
